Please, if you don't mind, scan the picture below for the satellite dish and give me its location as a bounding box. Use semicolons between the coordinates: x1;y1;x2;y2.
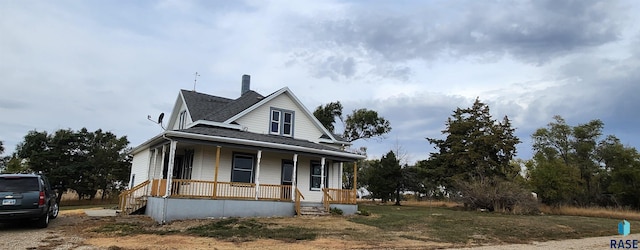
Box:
147;112;166;130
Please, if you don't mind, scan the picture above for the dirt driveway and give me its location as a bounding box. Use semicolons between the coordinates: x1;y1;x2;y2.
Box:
1;210;637;250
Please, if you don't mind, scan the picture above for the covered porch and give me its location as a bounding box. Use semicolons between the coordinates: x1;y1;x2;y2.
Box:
120;137;360;221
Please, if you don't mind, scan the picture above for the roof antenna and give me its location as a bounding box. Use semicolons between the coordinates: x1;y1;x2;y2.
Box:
193;72;200;91
147;113;166;130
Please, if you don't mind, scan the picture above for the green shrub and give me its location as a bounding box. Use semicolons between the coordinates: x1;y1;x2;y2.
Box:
358;209;370;216
330;207;343;215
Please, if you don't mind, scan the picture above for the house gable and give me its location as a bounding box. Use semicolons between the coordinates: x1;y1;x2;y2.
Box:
228;88;337;144
166;92;193;130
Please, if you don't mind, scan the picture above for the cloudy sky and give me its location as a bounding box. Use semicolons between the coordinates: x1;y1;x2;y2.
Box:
1;0;639;164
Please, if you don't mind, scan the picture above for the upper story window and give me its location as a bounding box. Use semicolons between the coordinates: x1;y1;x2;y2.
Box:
270;108;294;137
178;110;187;129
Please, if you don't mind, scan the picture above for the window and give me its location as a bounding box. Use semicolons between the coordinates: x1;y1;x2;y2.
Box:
310;161;328;190
270;110;280;134
283;112;292;136
231;153;255;183
179;149;194;180
178;110;187;129
0;177;39;192
269;108;294;136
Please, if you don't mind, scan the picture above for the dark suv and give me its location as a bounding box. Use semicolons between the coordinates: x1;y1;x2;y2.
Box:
0;173;59;228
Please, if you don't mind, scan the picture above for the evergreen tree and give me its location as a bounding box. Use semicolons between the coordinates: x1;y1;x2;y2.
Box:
426;98;520;188
362;151;402;203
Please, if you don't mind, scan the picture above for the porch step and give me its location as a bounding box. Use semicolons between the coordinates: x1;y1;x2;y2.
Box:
299;206;329;216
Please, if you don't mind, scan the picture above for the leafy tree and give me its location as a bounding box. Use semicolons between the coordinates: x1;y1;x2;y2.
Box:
313;101;343;132
528;115;640;208
413;159;446;199
314;102;391;190
528;154;583;205
343;109;392;142
426;98;520;187
0;140;4;155
2;155;28;174
341;146;367;191
597;135;640;208
16;128;131;200
313;102;391;142
529;116;613;205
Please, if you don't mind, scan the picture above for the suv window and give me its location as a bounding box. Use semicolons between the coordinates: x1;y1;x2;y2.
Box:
0;177;40;192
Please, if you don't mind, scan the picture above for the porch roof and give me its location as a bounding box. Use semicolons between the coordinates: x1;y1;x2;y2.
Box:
165;126;365;161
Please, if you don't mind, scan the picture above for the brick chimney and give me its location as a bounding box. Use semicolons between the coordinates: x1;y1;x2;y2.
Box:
241;75;250;95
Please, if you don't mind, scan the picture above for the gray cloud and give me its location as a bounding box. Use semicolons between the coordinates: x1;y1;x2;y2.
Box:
290;0;625;80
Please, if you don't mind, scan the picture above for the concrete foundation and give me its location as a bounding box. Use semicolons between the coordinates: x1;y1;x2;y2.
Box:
146;197;295;223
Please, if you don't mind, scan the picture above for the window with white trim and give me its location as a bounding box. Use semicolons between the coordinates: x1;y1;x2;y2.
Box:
269;108;294;136
231;153;255;183
178;110;187;129
310;161;328;190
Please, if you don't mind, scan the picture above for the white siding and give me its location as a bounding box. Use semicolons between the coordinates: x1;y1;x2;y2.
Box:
171;101;192;130
234;93;324;143
295;156;337;202
148;147;162;179
329;162;341;189
130;149;151;187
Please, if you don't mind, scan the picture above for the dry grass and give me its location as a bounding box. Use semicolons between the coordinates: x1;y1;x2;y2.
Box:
540;205;640;220
58;189;118;206
358;199;462;208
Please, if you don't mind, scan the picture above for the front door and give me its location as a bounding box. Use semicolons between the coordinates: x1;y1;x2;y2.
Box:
281;160;294;200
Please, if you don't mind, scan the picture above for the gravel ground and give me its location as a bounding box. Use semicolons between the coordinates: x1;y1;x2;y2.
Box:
0;214;89;250
454;233;640;250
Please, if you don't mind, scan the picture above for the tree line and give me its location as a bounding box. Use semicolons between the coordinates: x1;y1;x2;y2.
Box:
0;128;131;200
315;99;640;211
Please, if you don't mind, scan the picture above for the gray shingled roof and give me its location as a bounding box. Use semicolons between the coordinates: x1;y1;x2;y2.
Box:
180;90;264;122
203;91;264;122
178;126;348;153
180;90;232;121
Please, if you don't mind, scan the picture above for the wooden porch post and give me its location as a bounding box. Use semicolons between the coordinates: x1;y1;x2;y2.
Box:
320;157;326;189
164;140;177;197
291;154;298;201
148;148;158;196
213;146;221;198
157;144;167;196
255;150;262;200
148;148;157;180
353;162;358;203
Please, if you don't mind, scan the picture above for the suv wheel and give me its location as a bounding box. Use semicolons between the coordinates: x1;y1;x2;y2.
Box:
49;203;59;219
36;213;49;228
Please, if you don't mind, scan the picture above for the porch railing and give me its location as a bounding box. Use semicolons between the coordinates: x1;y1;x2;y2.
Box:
119;180;151;214
295;187;305;215
165;179;292;201
322;188;357;211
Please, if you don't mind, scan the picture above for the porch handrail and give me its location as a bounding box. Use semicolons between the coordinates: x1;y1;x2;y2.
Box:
119;180;150;214
324;188;357;204
322;188;334;212
322;188;356;212
295;187;305;215
168;179;292;201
